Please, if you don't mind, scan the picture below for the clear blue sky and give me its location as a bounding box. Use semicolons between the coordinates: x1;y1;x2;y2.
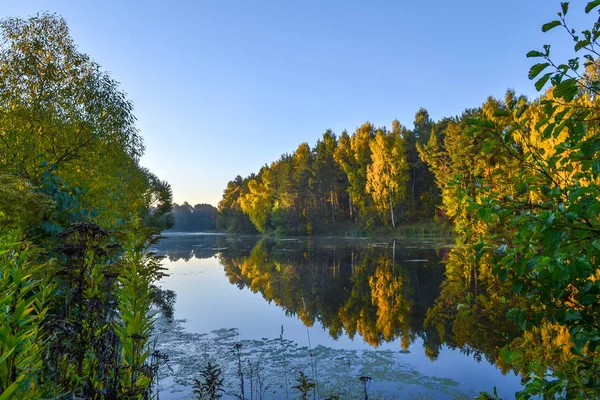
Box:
1;1;593;206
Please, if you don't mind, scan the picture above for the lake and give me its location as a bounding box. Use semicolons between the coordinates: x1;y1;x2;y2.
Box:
151;233;522;399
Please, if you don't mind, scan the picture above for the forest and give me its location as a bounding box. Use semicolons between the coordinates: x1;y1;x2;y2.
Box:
217;115;440;235
1;0;600;399
169;202;218;232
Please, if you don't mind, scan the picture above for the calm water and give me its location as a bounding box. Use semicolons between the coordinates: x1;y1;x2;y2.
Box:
152;234;522;399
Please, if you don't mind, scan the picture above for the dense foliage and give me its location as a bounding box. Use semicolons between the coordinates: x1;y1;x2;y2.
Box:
169;202;218;232
0;13;172;398
218;115;440;235
419;2;600;398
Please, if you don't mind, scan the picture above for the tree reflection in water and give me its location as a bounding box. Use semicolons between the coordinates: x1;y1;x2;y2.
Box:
153;235;532;375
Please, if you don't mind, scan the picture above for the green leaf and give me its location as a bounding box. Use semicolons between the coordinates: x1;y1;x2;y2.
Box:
535;72;553;91
478;207;491;222
554;108;569;121
515;105;528;118
542;123;555;139
553;78;578;101
575;39;590;52
535;117;550;129
493;109;510;117
513;282;523;294
528;63;550;80
542;20;562;32
561;2;569;15
564;309;582;321
580;294;597;305
553;121;567;138
526;50;544;58
0;380;22;400
543;44;551;56
515;182;529;195
592;158;600;177
585;0;600;13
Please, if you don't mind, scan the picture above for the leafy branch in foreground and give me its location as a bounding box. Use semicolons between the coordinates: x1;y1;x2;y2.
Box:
468;1;600;398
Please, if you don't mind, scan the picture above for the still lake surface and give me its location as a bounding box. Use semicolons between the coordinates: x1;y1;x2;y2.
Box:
152;233;522;399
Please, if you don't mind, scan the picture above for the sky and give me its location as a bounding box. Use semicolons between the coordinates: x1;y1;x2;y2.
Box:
1;1;595;206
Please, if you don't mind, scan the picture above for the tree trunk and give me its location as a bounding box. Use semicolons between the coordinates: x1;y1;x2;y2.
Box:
389;185;395;229
330;190;336;224
412;161;417;213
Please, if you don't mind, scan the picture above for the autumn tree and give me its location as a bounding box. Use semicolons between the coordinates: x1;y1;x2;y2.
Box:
365;121;408;227
334;123;375;221
239;166;273;233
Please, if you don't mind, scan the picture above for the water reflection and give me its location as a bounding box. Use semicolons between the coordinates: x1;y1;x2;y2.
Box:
219;239;445;350
425;244;523;372
156;235;532;398
153;234;521;373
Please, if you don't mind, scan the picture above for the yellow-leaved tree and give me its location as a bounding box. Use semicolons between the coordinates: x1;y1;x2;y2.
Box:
366;120;408;228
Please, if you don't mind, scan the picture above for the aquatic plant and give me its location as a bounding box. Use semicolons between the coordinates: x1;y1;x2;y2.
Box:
193;361;225;400
279;325;290;400
359;376;372;400
292;371;316;400
233;343;245;399
247;359;268;400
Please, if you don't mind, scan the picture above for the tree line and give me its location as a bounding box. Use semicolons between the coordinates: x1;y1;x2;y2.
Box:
218;112;440;235
169;202;218;232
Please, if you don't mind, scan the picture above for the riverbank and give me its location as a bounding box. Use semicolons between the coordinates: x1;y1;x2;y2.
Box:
166;220;454;239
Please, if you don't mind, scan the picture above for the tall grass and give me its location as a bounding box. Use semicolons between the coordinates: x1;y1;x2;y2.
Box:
0;231;53;398
116;230;166;398
0;223;167;399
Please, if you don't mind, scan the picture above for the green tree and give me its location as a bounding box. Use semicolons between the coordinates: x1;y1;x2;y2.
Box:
0;13;170;398
269;155;298;235
410;109;439;217
0;13;165;231
217;176;257;233
292;143;314;233
311;130;345;226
